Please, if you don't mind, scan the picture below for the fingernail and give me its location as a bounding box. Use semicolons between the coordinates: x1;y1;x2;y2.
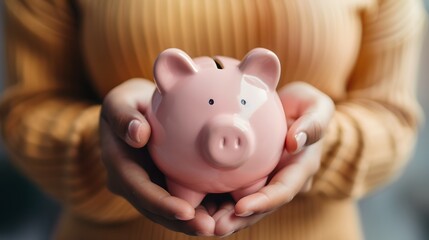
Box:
127;120;141;143
174;214;187;221
235;211;253;217
197;232;214;237
294;132;307;153
174;213;194;221
220;231;235;238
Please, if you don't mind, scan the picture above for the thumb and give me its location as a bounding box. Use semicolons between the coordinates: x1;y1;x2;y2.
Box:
278;82;334;153
285;103;334;154
285;113;322;153
101;99;152;149
101;79;155;148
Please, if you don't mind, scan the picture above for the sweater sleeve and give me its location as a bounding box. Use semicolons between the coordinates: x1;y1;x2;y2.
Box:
311;0;426;199
0;0;139;222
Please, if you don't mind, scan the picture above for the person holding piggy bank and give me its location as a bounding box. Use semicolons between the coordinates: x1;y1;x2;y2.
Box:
0;0;425;239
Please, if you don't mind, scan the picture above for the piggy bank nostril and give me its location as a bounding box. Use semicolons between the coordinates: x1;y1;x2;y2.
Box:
235;138;241;148
220;137;226;149
219;136;243;150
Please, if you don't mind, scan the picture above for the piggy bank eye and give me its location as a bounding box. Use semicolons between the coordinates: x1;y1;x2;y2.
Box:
241;99;247;105
208;99;215;105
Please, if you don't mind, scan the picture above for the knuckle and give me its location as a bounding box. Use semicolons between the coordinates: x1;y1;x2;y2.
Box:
100;95;116;123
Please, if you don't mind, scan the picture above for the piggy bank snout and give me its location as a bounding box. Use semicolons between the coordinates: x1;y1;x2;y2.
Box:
201;115;255;169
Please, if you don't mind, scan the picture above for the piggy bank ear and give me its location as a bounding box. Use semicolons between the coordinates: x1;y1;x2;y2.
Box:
239;48;281;91
154;48;198;94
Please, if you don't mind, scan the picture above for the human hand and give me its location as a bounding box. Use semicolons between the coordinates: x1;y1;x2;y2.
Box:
100;79;215;236
213;81;335;237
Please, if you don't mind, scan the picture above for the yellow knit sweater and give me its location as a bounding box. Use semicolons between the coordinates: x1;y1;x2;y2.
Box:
0;0;426;239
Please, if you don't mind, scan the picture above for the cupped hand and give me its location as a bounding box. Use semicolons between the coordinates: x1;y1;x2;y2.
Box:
100;79;215;236
213;81;335;237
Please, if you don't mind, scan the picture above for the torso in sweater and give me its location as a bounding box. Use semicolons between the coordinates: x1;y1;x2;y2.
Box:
78;0;370;100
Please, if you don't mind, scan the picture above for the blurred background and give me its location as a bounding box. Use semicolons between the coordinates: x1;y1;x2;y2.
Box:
0;1;428;240
0;1;60;237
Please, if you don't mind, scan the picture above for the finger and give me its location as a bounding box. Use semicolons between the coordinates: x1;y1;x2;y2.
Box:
284;99;333;153
212;202;235;222
285;112;320;153
235;147;320;216
278;82;334;153
214;208;267;237
202;193;235;216
205;202;218;216
125;178;196;221
192;206;216;236
140;206;215;236
101;119;195;221
101;79;155;148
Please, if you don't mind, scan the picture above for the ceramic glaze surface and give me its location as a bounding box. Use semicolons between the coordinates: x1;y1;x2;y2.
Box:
146;48;287;207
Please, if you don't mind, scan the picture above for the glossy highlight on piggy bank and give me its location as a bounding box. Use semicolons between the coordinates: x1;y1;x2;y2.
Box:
146;48;287;207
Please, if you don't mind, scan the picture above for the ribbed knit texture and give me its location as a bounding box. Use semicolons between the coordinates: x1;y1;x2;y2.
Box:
0;0;426;239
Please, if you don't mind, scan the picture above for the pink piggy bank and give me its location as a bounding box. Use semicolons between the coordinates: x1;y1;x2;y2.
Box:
146;48;287;207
